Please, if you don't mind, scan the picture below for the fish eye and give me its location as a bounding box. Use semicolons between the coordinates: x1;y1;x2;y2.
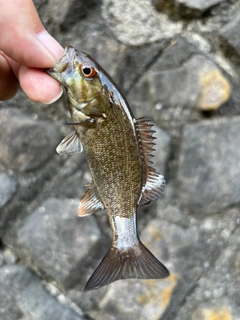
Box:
80;65;96;78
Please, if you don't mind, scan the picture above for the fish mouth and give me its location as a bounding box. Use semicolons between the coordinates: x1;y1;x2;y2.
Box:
46;45;76;81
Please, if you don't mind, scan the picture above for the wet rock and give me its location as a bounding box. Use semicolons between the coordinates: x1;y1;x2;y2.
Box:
0;173;17;208
0;265;85;320
148;54;231;111
102;0;182;45
0;109;61;172
177;117;240;214
17;198;102;289
221;10;240;56
175;0;225;17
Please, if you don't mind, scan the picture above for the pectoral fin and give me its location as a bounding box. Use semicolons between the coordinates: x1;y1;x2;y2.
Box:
78;185;104;216
56;131;83;155
135;117;165;206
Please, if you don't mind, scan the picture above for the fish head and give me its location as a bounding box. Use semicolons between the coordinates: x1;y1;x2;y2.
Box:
47;46;110;121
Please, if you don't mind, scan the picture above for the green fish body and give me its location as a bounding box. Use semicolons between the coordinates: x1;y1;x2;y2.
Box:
47;46;169;291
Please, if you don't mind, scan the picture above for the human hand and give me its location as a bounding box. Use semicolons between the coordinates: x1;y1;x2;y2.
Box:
0;0;64;103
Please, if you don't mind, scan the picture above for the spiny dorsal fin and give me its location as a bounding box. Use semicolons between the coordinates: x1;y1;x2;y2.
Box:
78;184;104;216
135;117;165;206
56;131;83;155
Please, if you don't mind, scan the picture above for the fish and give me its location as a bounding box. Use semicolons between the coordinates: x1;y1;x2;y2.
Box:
47;46;170;291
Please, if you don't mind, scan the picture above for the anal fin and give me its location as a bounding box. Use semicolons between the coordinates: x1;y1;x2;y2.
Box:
78;184;104;216
139;170;165;206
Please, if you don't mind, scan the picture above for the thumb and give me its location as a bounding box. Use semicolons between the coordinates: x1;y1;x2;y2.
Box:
0;0;63;68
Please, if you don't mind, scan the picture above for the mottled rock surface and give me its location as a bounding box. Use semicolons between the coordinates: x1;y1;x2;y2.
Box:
0;173;17;208
148;54;231;111
0;108;61;172
177;117;240;214
153;125;171;175
0;0;240;319
17;198;102;288
0;265;85;320
102;0;182;45
48;0;97;29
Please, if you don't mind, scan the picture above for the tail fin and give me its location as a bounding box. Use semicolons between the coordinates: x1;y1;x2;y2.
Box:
83;242;169;291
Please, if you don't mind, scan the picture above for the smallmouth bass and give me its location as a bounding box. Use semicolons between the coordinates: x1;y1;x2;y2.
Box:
47;46;169;291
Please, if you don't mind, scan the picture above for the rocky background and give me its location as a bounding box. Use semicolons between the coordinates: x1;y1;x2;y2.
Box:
1;0;240;319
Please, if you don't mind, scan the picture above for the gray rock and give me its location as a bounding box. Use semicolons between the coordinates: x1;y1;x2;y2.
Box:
152;36;201;71
17;198;102;289
175;0;225;17
0;265;85;320
0;251;4;267
127;38;224;127
0;173;17;208
174;222;240;320
152;205;239;320
221;10;240;56
3;248;18;265
121;40;168;93
148;61;200;109
0;109;61;172
177;117;240;214
101;0;182;46
152;125;171;176
48;0;98;29
148;54;231;111
99;278;176;320
40;154;88;200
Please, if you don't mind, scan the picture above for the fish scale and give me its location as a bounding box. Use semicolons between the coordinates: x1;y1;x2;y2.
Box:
83;103;141;217
47;45;169;291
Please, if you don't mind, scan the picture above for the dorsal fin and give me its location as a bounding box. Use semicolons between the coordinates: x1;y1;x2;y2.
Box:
135;117;165;206
78;183;104;216
56;131;83;155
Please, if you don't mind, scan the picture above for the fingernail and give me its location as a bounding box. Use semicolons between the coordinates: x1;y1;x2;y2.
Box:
37;31;64;61
43;87;63;104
